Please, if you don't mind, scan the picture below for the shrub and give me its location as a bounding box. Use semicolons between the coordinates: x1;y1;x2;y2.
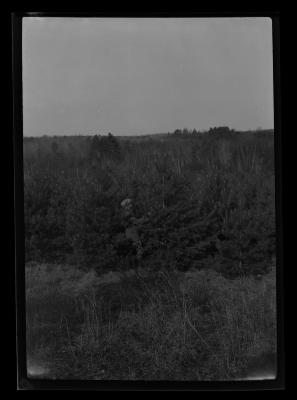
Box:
23;132;275;277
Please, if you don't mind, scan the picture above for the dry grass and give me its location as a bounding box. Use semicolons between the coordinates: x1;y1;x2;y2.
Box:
26;263;276;380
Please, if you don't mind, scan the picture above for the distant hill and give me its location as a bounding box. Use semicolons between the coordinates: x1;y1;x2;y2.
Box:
23;128;274;141
23;129;274;152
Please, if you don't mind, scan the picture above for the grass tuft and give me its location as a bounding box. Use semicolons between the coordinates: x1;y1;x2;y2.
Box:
26;263;276;380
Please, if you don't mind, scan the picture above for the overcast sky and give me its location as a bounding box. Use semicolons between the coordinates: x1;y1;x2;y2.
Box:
22;17;274;136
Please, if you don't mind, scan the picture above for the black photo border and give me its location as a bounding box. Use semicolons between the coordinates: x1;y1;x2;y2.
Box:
12;11;284;391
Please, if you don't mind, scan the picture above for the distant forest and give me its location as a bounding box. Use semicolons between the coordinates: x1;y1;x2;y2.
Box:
23;127;275;278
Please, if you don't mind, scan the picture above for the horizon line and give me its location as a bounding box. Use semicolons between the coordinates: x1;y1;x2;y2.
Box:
23;127;274;138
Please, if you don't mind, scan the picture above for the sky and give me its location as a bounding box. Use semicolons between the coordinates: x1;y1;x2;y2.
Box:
22;17;274;136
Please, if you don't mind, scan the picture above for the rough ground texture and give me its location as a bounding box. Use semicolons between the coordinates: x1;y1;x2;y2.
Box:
26;262;276;380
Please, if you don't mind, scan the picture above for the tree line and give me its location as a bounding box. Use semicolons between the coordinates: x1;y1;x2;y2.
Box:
24;129;276;277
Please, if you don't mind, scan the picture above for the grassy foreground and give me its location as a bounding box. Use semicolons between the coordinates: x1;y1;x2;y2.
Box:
26;263;276;380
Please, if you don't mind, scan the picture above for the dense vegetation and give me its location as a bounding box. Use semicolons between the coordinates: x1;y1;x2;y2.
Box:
24;127;275;278
24;127;277;380
26;262;276;380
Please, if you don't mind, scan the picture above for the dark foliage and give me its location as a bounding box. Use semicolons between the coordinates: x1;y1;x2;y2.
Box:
23;129;275;277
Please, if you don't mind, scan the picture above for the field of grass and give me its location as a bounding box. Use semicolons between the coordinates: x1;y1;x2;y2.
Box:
26;262;276;380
